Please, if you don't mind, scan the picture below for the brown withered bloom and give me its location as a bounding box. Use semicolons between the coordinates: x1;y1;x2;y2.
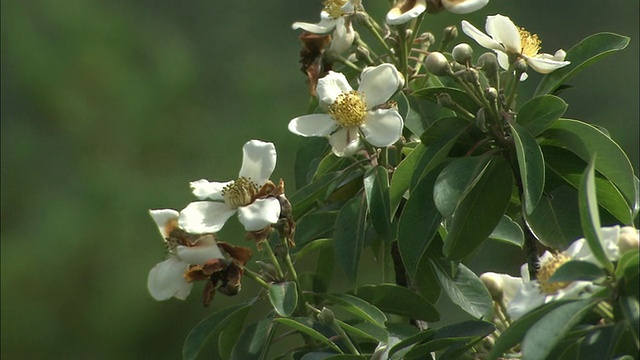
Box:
245;179;296;247
299;31;332;97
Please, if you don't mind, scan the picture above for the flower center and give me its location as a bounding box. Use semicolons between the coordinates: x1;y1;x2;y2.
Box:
328;90;367;127
323;0;349;19
536;253;571;295
221;177;259;209
518;27;541;57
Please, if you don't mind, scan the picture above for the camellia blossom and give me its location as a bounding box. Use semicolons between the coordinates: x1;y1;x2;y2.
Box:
461;14;570;77
179;140;281;233
292;0;356;53
288;63;404;157
386;0;426;25
147;209;225;301
487;226;635;320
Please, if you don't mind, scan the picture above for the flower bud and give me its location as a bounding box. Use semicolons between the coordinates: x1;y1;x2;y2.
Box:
443;25;458;44
618;226;639;254
480;272;504;302
461;68;479;83
416;32;436;49
355;46;374;65
477;52;498;74
485;87;498;102
317;307;335;326
425;51;452;76
436;92;456;108
452;43;473;64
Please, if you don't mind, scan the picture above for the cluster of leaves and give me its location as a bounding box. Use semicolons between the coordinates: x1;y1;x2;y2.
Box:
176;6;638;360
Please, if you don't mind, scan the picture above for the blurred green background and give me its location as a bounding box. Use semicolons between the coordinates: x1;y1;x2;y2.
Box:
2;0;638;358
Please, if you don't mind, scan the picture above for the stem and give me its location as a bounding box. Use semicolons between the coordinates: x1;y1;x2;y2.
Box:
331;322;360;355
263;240;285;280
242;266;271;289
361;14;398;66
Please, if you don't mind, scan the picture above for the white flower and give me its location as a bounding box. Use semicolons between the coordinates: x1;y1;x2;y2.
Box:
441;0;489;14
386;0;426;25
461;14;570;78
288;64;404;157
179;140;281;233
147;209;225;301
292;0;356;53
501;226;626;319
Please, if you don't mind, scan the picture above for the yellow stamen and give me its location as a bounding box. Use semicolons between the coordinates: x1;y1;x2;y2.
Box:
323;0;349;19
518;27;541;57
222;177;259;209
328;90;367;127
536;253;571;294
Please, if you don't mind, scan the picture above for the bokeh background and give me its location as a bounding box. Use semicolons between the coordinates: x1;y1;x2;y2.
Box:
2;0;638;358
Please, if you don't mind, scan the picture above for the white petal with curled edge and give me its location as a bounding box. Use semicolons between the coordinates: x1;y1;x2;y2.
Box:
239;140;277;185
147;256;193;301
291;16;339;34
330;18;354;54
360;109;403;147
179;201;236;234
316;71;353;106
176;235;225;264
485;15;521;54
385;0;426;25
329;126;360;157
523;54;570;74
497;273;524;305
507;281;545;320
237;198;282;231
190;179;232;200
461;20;504;52
149;209;179;238
442;0;488;14
358;64;401;109
288;114;338;137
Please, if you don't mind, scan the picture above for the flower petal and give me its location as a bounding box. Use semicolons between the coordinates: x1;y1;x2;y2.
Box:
147;256;193;301
442;0;489;14
523;54;571;74
485;15;521;54
176;234;225;264
149;209;179;238
329;126;361;157
291;16;339;34
317;71;353;105
238;140;277;185
461;20;505;52
237;198;281;231
385;0;426;25
190;179;232;200
507;281;545;320
288;114;338;137
360;109;403;147
179;201;236;234
358;64;401;109
329;18;355;54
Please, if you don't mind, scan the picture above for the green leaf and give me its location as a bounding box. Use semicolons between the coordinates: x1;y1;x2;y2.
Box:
295;238;333;261
419;117;471;147
356;284;440;322
416;254;442;304
388;329;436;359
548;260;606;283
364;166;392;241
543;118;637;210
578;323;626;360
522;299;596;360
615;250;639;282
319;293;387;327
619;296;639;346
517;95;568;137
333;195;368;286
389;143;427;218
488;215;524;248
410;126;466;189
403;320;495;357
335;320;388;343
294;137;330;190
525;186;583;249
183;302;253;360
535;32;630;96
429;258;493;320
274;318;343;354
269;282;298;317
398;165;443;282
544;146;633;224
219;308;252;360
433;155;492;218
489;300;575;360
443;155;513;260
291;171;348;219
579;156;614;272
510;123;545;214
295;212;339;250
412;87;481;115
230;319;274;360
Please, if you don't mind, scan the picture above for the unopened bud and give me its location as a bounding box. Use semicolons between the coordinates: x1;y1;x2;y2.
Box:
452;43;473;64
405;29;413;38
436;92;456;108
355;46;374;65
425;52;452;76
317;307;335;326
416;32;436;49
477;52;499;75
480;272;504;302
461;68;479;83
618;227;639;254
485;87;498;102
443;25;458;44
